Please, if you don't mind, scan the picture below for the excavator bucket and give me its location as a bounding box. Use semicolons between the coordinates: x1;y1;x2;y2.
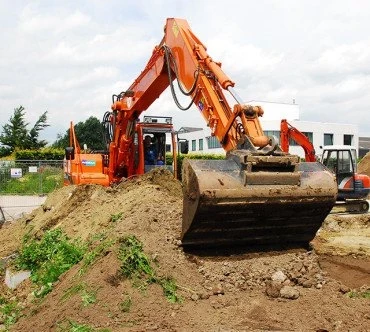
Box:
181;153;337;251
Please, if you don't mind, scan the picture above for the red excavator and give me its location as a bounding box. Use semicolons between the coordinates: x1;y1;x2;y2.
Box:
280;119;370;213
64;18;338;250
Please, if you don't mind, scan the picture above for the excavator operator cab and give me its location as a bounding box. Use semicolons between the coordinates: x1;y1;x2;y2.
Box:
321;145;356;177
135;116;177;176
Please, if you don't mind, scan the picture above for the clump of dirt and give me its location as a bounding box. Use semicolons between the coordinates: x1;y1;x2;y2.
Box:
358;151;370;177
0;168;369;332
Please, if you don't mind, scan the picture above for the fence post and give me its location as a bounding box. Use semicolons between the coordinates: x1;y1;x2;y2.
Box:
38;160;42;195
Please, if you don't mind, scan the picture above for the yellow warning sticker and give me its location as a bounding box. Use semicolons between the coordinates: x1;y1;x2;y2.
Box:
172;21;179;38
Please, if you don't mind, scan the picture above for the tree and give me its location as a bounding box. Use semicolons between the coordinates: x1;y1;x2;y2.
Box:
0;106;49;156
52;116;106;151
24;111;49;149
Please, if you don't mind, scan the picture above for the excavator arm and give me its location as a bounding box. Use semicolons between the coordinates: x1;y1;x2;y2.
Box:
108;18;273;182
105;18;337;250
280;119;316;162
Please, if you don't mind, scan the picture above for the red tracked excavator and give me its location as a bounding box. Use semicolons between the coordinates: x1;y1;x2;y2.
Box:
64;18;338;250
280;119;370;213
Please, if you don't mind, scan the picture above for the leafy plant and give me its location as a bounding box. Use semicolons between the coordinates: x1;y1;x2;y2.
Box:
119;295;132;313
62;283;86;302
15;228;86;297
118;235;155;280
159;277;182;303
81;289;97;307
79;238;115;275
110;212;123;223
118;235;182;303
57;319;111;332
348;290;370;299
0;300;22;328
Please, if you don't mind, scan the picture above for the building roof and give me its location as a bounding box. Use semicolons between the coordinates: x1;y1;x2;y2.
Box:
359;137;370;150
176;127;203;133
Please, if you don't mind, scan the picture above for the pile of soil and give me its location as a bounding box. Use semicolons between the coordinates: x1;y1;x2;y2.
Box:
358;152;370;177
0;168;369;331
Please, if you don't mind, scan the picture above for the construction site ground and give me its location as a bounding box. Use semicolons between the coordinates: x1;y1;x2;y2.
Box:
1;161;370;331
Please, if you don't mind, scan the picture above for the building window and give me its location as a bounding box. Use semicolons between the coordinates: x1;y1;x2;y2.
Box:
343;134;353;146
324;133;333;146
199;139;203;151
191;139;196;151
206;136;222;149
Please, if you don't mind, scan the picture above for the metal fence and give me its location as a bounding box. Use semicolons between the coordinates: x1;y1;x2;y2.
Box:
0;160;63;221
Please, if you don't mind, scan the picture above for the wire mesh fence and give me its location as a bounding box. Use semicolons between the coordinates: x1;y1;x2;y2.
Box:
0;160;63;221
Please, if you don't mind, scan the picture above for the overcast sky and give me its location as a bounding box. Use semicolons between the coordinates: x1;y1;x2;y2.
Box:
1;0;370;143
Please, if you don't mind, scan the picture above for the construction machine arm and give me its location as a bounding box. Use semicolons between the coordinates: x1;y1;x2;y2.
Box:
280;119;316;162
107;18;274;181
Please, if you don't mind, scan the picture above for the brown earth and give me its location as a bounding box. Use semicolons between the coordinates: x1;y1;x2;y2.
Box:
0;168;369;332
358;152;370;177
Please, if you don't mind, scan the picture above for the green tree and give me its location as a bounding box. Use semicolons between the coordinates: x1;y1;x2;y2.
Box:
0;106;49;156
52;116;106;151
24;111;49;149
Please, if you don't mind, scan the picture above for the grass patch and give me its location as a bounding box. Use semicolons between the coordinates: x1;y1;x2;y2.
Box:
0;166;63;194
348;290;370;299
118;235;182;303
0;299;22;329
57;319;111;332
15;228;86;297
110;212;123;223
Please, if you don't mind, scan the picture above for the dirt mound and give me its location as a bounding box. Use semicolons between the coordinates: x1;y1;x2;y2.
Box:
1;168;369;331
358;151;370;177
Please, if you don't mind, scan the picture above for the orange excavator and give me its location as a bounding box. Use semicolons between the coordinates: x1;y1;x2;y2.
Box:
280;119;370;213
65;18;338;250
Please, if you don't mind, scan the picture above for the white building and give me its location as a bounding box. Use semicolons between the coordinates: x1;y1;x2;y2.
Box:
177;101;358;160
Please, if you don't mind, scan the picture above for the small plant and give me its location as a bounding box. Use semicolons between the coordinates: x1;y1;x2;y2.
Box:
119;295;132;313
81;289;97;307
118;235;154;280
0;300;22;329
110;212;123;223
57;319;111;332
159;277;182;303
15;228;86;297
79;238;115;275
62;283;98;307
118;235;182;303
348;290;370;299
62;283;86;302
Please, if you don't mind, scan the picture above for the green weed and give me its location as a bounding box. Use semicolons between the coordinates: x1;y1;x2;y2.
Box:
110;212;123;223
62;283;86;302
159;277;182;303
118;235;182;303
57;319;111;332
15;228;86;297
79;238;115;275
118;235;154;280
119;295;132;313
0;300;22;328
348;290;370;299
81;289;97;307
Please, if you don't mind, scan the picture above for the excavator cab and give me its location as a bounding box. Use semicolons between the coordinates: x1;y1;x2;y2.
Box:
134;116;178;177
321;145;370;212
